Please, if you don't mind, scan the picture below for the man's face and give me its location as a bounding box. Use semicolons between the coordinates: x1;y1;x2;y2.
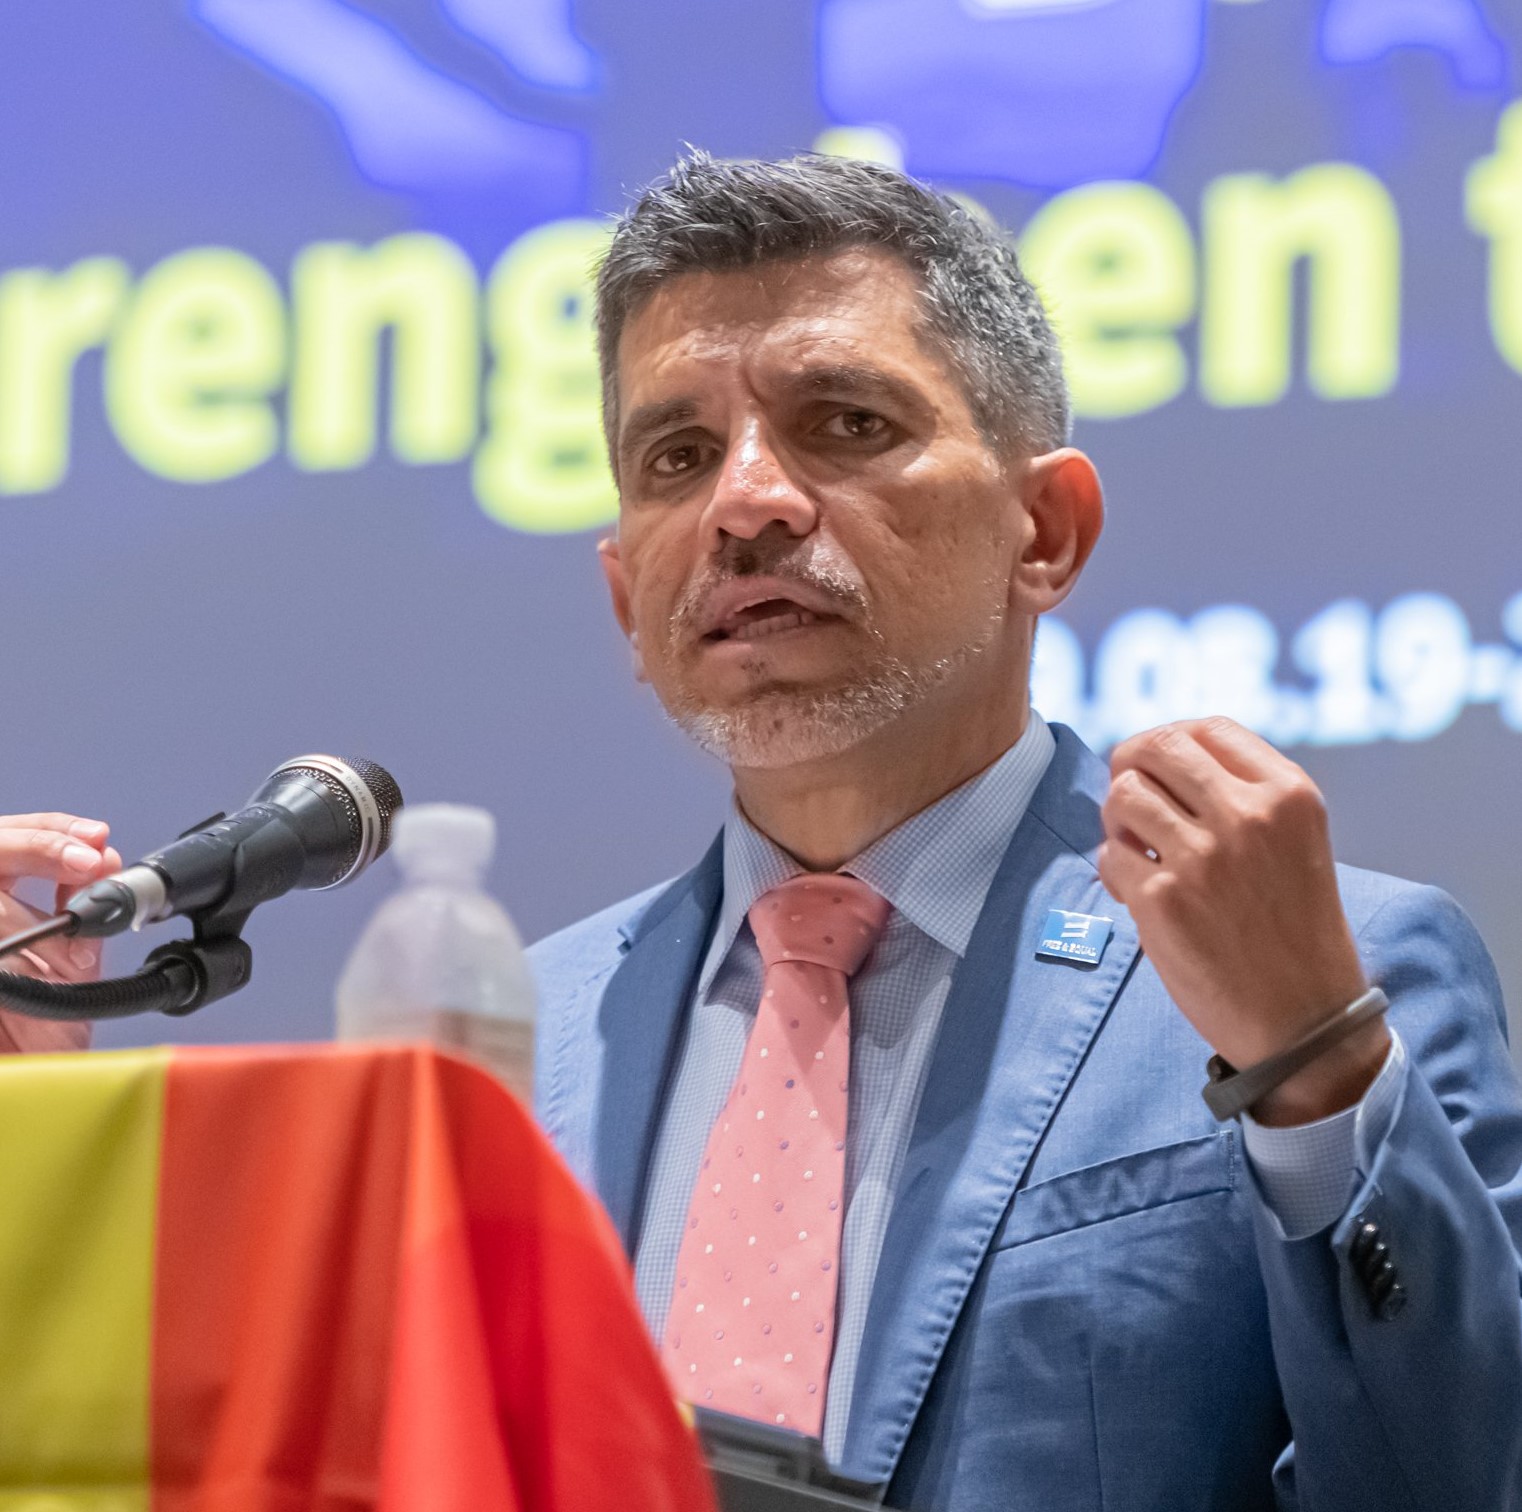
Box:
601;248;1032;769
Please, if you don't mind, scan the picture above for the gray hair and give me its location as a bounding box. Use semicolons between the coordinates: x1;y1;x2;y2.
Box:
595;149;1070;464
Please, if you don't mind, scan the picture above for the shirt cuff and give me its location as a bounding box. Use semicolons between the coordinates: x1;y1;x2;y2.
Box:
1240;1032;1407;1240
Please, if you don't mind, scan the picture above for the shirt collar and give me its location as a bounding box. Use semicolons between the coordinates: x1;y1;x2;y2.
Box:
698;712;1056;996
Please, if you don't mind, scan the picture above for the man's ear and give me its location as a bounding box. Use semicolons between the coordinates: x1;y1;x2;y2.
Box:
598;535;647;683
1013;448;1104;614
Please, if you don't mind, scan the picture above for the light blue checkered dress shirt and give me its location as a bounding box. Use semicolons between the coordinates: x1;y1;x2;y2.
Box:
632;711;1405;1457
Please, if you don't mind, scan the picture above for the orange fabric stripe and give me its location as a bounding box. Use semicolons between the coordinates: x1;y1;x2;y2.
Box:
150;1045;409;1511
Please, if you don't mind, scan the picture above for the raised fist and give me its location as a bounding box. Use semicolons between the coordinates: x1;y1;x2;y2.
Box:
1097;717;1388;1124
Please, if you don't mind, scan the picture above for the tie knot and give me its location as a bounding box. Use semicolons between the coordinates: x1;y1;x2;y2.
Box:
748;874;889;977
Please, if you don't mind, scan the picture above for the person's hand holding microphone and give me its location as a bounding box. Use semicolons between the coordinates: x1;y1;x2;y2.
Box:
0;813;121;1052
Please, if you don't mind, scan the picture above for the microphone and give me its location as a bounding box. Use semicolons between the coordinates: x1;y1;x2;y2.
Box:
63;755;404;939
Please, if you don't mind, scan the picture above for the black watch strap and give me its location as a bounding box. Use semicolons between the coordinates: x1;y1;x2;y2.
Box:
1202;987;1390;1122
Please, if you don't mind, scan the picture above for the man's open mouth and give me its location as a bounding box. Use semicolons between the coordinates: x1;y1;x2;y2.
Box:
705;599;830;643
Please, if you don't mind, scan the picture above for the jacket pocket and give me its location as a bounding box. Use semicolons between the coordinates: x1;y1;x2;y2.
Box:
992;1129;1238;1249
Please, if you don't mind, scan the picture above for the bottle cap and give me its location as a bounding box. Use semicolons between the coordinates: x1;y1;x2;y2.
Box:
391;803;496;880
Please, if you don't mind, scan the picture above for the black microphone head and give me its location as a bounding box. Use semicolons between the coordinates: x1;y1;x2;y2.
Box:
338;757;404;852
256;755;404;889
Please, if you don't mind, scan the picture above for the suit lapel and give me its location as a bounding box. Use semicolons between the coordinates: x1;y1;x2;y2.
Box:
593;831;724;1253
841;728;1139;1485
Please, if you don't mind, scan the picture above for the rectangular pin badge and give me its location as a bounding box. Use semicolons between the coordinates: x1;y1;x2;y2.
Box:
1036;909;1114;968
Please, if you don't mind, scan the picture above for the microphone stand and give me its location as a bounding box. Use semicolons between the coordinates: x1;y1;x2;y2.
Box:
0;905;254;1022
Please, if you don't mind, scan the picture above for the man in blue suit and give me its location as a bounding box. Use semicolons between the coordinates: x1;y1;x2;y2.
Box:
529;151;1522;1510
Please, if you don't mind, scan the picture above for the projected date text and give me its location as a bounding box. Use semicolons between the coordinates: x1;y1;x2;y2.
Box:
1034;592;1522;750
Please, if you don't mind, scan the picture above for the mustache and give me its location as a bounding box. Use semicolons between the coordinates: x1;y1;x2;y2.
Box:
670;541;870;636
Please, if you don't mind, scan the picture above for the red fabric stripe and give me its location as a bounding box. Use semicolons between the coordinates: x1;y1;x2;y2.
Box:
152;1046;410;1511
150;1045;713;1512
378;1053;715;1512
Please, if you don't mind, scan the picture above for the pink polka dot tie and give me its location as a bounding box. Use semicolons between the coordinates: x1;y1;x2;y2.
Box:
661;873;889;1437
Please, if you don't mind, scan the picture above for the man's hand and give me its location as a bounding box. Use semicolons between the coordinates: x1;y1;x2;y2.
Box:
1097;717;1389;1126
0;814;122;1054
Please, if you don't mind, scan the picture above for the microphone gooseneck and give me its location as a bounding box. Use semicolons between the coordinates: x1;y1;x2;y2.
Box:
0;942;239;1020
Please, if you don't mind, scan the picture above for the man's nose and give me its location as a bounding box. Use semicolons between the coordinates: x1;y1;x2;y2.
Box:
699;424;817;549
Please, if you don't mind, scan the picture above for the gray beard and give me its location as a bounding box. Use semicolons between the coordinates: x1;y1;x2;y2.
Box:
667;645;976;770
657;534;1006;769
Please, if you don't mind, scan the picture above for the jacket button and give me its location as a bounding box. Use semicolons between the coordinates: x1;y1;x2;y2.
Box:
1350;1218;1381;1265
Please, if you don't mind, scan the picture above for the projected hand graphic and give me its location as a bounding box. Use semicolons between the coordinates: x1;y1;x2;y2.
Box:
1321;0;1507;89
192;0;593;211
819;0;1511;190
818;0;1209;188
439;0;598;91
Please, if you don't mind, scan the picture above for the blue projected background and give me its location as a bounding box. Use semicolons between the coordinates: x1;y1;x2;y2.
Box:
0;0;1517;1050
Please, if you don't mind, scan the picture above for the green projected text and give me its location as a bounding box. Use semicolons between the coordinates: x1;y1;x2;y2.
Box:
2;104;1521;532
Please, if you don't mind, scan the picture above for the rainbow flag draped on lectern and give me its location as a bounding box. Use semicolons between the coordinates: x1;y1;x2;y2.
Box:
0;1042;714;1512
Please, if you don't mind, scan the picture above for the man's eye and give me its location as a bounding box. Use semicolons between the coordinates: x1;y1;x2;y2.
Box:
824;410;888;440
651;443;705;476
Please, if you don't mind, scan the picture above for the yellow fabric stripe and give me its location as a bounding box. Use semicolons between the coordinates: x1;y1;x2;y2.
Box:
0;1048;168;1512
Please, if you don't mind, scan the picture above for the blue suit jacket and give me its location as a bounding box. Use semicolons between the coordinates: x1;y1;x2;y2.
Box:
529;727;1522;1510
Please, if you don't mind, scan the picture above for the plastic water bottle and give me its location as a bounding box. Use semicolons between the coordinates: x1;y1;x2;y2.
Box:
335;803;536;1103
